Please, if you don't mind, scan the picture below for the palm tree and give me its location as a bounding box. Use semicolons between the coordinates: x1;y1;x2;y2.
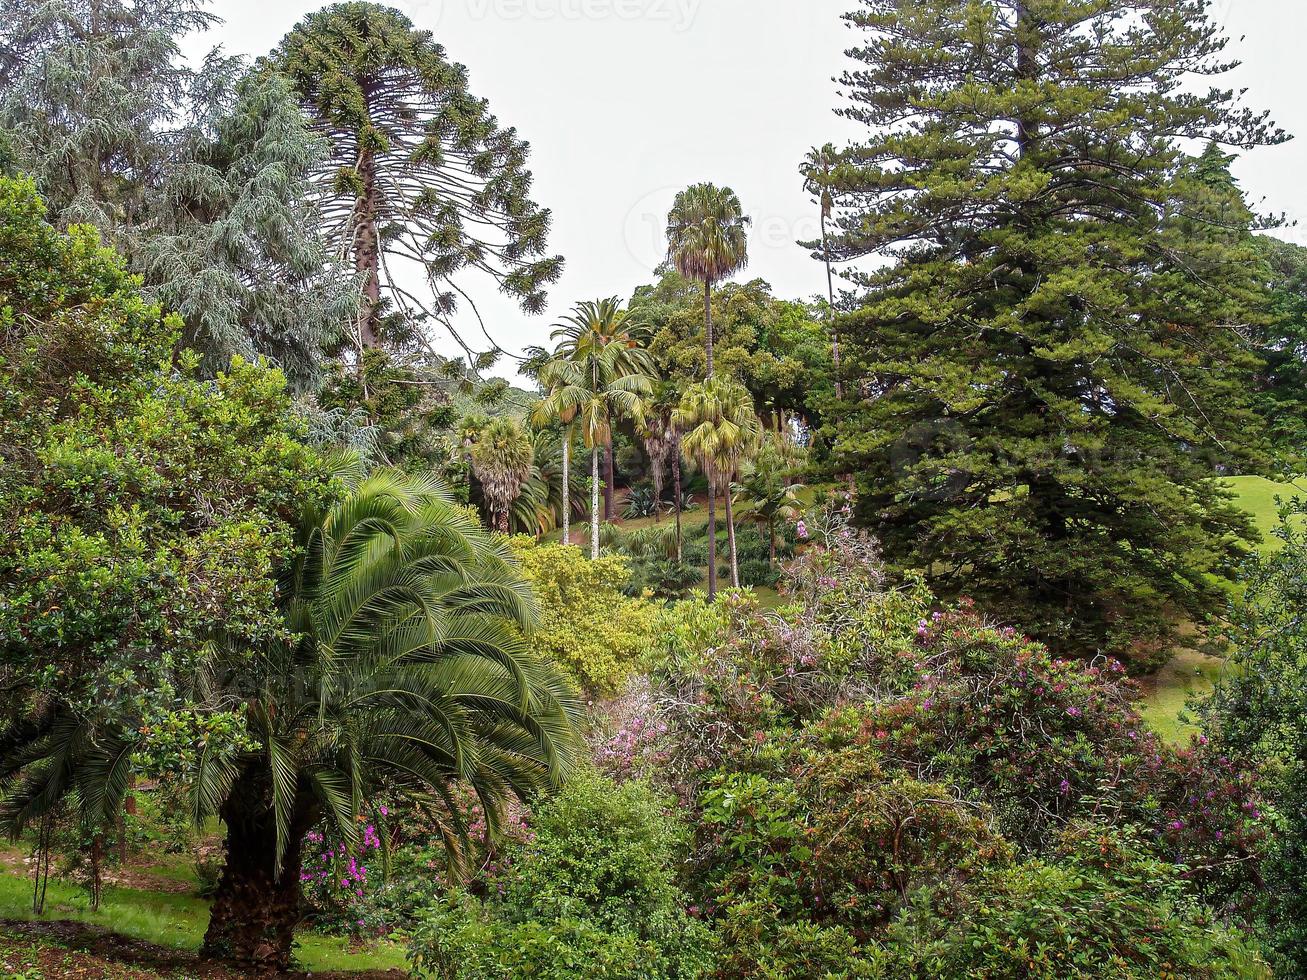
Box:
739;436;807;569
0;468;580;973
536;329;651;559
551;298;651;520
665;183;751;380
533;364;579;546
802;145;843;399
640;381;685;558
470;416;535;533
675;377;762;598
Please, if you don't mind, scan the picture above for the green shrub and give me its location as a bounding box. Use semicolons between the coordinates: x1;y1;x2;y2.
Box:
408;771;714;979
509;539;658;694
872;823;1270;979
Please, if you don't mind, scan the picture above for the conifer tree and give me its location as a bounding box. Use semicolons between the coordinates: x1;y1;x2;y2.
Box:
819;0;1285;660
273;2;563;364
0;0;351;389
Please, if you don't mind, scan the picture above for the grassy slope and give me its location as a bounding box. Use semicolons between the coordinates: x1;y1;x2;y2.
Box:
1137;475;1307;741
0;860;406;974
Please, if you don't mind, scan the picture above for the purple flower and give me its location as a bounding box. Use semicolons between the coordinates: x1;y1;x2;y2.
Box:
1059;780;1070;794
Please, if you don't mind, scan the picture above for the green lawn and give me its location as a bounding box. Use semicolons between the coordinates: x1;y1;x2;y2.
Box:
1138;474;1305;742
0;869;407;974
1221;474;1307;551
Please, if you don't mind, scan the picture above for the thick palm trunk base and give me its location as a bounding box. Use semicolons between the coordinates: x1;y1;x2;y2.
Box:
201;779;310;975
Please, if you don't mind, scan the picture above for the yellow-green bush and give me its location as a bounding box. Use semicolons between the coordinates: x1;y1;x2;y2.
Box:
510;539;658;696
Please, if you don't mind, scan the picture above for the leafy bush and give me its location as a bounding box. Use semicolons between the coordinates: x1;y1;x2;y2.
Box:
873;823;1270;979
510;539;658;694
408;771;714;979
737;558;777;588
622;556;703;600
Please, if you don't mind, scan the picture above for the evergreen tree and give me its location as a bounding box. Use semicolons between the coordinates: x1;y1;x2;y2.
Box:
143;67;356;388
273;2;563;363
0;0;351;389
820;0;1284;661
1251;234;1307;458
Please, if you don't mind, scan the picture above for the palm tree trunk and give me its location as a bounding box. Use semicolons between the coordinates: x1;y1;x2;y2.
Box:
821;210;842;400
498;508;510;534
703;279;715;378
769;522;777;569
725;486;740;589
603;434;615;521
591;446;600;559
672;441;683;563
561;436;570;545
706;479;718;601
201;769;315;974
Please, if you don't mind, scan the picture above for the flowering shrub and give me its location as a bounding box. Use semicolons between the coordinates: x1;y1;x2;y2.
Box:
628;530;1270;972
300;812;389;934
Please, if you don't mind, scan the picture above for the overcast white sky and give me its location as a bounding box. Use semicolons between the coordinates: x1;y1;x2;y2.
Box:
191;0;1307;380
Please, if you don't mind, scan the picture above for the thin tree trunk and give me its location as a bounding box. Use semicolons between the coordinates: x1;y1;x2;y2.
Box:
561;436;570;545
769;523;777;569
706;478;718;601
591;447;600;559
353;144;383;362
821;210;842;399
703;279;714;378
603;434;615;520
725;486;740;589
90;834;103;912
201;770;315;974
672;440;683;563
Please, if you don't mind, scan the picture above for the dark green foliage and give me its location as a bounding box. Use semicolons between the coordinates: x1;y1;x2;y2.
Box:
1252;235;1307;457
273;2;562;358
1202;501;1307;975
820;0;1283;662
0;174;330;830
408;771;713;979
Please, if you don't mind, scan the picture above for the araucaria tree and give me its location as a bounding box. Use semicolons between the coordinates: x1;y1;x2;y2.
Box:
820;0;1283;661
274;2;563;362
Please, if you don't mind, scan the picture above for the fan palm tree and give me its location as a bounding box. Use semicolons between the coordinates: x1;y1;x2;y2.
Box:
535;337;651;559
802;145;843;399
0;469;580;973
665;183;751;379
639;381;685;558
470;416;535;533
675;377;762;598
550;298;651;520
739;437;807;569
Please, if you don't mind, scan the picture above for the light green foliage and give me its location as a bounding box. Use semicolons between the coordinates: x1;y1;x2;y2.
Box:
0;175;328;736
408;771;714;980
821;0;1281;663
633;273;829;427
874;823;1269;979
509;539;657;695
